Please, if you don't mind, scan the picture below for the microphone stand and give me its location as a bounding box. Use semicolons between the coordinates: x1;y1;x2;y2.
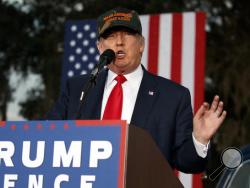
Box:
75;73;97;119
75;49;115;119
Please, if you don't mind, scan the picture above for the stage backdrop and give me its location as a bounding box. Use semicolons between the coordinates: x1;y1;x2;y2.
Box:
62;12;206;188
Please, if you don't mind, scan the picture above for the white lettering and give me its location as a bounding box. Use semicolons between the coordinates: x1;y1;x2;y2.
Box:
4;174;18;188
22;141;45;168
89;141;112;168
53;141;82;167
0;141;14;167
28;175;43;188
80;175;96;188
54;174;69;188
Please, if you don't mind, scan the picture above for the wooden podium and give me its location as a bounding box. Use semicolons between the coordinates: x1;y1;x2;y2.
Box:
126;125;183;188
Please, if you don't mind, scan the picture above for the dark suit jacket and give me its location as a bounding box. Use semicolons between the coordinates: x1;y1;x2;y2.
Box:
47;66;207;173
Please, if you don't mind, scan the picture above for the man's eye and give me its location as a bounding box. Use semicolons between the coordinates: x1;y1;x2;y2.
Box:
106;34;115;38
126;32;134;35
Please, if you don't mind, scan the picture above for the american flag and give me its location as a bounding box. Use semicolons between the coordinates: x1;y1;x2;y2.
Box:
62;12;206;188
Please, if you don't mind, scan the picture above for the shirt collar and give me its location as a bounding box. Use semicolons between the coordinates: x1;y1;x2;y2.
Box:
106;65;143;88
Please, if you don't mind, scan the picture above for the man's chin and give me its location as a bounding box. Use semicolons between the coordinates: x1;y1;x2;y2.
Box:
108;63;129;74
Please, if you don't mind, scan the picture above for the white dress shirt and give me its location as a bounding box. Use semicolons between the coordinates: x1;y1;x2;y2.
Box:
101;65;209;158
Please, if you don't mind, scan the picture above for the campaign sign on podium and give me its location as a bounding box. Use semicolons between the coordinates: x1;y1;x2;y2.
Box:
0;120;128;188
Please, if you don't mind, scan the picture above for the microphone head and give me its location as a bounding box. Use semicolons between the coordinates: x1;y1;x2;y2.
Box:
100;49;115;65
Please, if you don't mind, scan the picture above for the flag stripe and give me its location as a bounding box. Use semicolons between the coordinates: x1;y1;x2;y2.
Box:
158;14;172;79
192;12;206;188
193;173;203;188
147;15;160;74
140;15;150;69
179;172;192;188
171;13;183;83
194;12;206;112
181;13;196;106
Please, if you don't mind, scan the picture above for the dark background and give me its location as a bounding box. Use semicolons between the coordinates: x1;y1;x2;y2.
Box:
1;0;250;187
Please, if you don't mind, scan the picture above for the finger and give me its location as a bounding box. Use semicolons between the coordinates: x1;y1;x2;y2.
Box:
203;102;210;110
195;102;208;118
210;95;219;112
217;110;227;125
215;101;224;117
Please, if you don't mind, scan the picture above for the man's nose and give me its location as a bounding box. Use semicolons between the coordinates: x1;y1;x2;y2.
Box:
116;33;124;46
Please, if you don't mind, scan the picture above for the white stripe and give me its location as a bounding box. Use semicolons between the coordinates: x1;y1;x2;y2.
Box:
140;15;150;69
158;14;172;79
181;13;196;107
179;172;193;188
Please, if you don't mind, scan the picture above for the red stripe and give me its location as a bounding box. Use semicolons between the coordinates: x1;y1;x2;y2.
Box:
75;120;126;126
147;14;160;74
171;13;183;84
193;12;206;188
118;121;128;188
194;12;206;113
192;173;203;188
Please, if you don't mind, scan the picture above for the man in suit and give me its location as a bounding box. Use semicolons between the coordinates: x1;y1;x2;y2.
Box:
47;7;226;173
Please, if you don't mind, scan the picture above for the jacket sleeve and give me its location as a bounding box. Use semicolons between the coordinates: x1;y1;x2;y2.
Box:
173;88;208;173
45;79;70;120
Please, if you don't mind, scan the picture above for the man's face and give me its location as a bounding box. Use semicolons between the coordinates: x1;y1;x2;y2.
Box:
97;27;145;75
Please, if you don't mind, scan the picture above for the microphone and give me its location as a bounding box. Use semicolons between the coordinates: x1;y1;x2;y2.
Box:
77;49;115;116
91;49;115;76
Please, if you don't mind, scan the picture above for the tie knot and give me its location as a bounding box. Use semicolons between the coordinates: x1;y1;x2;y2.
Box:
115;75;127;84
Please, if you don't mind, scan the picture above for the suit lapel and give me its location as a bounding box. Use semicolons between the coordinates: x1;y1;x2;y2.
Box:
131;68;159;128
80;70;107;119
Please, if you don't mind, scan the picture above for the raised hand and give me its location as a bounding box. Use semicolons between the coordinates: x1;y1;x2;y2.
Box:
193;95;227;144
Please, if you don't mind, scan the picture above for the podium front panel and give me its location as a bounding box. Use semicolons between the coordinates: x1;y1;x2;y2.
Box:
0;120;128;188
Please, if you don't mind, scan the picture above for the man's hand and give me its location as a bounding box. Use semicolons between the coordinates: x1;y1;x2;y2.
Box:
193;95;227;145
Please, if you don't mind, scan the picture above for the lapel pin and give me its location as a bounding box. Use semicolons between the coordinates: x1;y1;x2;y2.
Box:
148;91;154;96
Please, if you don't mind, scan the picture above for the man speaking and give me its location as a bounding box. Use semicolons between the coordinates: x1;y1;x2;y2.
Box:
47;7;226;173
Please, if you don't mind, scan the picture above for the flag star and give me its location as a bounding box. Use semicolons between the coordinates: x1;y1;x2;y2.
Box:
81;70;87;75
75;63;81;69
89;47;95;54
76;48;82;54
95;55;100;61
82;55;88;62
68;70;74;77
84;24;90;31
71;25;77;32
83;40;89;46
69;40;76;47
77;32;83;39
90;32;96;39
88;62;94;69
69;55;75;62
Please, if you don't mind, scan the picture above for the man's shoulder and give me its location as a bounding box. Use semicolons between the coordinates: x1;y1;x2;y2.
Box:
145;71;189;93
64;74;87;90
69;73;89;82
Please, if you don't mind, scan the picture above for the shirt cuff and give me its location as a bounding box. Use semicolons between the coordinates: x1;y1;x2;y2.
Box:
192;132;210;158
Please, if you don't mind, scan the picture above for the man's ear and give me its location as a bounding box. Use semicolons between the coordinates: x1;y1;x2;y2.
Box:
96;40;102;53
139;36;145;53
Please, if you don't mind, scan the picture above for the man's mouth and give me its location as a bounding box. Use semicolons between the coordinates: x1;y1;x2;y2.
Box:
116;50;126;59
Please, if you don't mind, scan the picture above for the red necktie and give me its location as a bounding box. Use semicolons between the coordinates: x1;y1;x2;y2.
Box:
102;75;127;119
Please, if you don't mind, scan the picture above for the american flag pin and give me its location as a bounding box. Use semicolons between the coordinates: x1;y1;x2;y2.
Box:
148;91;154;96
